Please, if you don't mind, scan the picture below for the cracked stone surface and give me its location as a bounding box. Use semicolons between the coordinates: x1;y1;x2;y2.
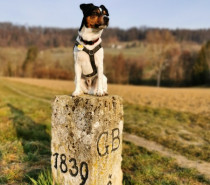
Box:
51;95;124;185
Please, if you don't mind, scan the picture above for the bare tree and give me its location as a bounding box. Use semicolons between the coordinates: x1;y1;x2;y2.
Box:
146;30;175;87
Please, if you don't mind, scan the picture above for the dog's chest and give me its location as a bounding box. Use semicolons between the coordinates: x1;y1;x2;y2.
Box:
74;48;103;75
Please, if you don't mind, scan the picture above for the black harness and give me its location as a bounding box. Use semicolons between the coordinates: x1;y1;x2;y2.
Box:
75;39;102;78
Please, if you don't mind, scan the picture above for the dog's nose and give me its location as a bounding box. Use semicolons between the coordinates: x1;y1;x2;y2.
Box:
104;16;109;23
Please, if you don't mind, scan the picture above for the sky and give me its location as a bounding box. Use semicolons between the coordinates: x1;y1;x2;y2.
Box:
0;0;210;29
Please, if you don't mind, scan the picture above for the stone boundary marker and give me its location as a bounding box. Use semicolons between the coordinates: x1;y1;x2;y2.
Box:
51;95;124;185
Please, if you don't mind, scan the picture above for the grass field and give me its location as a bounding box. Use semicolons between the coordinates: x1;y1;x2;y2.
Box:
0;77;209;184
7;77;210;116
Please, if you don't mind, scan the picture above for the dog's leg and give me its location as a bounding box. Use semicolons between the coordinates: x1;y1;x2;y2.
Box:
96;61;104;96
72;63;83;96
103;75;108;95
81;78;88;94
93;75;107;96
91;76;98;95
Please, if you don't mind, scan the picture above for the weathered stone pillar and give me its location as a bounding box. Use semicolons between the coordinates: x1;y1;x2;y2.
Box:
51;95;123;185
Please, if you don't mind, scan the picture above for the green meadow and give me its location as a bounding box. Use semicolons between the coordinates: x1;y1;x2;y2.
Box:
0;78;209;185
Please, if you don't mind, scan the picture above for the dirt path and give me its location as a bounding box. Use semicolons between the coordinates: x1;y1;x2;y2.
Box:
4;82;210;179
124;133;210;179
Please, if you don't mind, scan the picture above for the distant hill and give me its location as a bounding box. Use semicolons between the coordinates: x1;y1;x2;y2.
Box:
1;22;210;48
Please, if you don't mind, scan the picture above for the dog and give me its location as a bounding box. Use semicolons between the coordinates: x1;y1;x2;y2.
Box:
72;3;109;97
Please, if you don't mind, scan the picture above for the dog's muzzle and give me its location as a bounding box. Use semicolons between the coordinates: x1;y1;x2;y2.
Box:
104;16;109;25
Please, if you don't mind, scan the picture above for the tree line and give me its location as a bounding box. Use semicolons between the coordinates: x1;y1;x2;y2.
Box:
1;22;210;48
4;41;209;87
1;23;210;87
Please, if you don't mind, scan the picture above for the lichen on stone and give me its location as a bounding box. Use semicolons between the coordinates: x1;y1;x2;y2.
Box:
51;95;123;185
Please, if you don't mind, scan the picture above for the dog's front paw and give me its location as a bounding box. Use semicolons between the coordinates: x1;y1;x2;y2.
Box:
72;90;82;97
96;89;104;96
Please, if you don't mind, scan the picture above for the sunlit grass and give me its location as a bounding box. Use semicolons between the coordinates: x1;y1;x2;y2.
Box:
124;103;210;162
122;142;209;185
29;169;57;185
0;81;51;184
0;78;209;184
6;77;210;116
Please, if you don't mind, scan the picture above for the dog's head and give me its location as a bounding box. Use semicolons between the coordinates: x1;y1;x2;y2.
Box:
80;3;109;30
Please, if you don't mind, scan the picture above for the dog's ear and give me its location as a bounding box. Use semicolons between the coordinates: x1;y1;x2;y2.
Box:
100;5;109;16
80;3;94;15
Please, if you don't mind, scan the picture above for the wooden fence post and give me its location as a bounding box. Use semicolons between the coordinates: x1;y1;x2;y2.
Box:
51;95;124;185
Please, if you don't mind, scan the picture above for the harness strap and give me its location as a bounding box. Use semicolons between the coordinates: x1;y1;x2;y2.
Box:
75;41;102;78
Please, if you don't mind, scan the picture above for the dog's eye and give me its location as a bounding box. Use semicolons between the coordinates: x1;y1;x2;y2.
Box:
92;12;99;16
90;15;96;19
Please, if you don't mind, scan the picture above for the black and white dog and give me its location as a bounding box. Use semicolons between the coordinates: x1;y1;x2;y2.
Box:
72;3;109;96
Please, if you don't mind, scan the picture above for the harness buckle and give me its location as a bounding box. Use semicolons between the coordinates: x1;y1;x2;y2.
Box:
89;50;94;55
